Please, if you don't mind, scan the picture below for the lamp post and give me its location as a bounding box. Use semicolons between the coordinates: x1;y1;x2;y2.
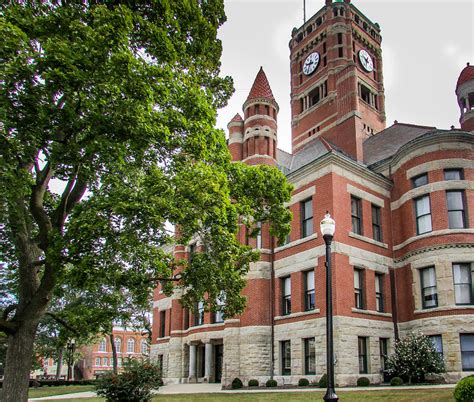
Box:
320;212;338;402
67;339;76;381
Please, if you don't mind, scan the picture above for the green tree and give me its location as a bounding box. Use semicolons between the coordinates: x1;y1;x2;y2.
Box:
386;331;445;384
0;2;292;401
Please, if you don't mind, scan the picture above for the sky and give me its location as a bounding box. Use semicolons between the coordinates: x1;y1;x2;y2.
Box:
215;0;474;153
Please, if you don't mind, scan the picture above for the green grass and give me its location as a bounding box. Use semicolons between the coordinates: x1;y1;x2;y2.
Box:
24;388;455;402
28;384;96;398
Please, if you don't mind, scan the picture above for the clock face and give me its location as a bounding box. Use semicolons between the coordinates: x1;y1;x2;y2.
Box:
359;49;374;72
303;52;320;76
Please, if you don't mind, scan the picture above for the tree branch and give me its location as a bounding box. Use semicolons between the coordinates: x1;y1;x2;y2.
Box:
2;304;18;320
0;317;18;335
30;161;53;250
45;313;80;337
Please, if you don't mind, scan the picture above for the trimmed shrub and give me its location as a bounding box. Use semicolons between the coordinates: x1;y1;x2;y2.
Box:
266;379;277;387
95;359;162;402
248;379;259;387
298;378;309;387
231;377;243;389
454;376;474;402
390;376;404;386
318;374;328;388
357;377;370;387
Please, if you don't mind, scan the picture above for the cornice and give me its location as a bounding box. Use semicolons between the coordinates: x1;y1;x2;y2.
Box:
394;242;474;265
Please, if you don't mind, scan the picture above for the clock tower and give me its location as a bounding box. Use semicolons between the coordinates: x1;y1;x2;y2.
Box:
289;0;386;161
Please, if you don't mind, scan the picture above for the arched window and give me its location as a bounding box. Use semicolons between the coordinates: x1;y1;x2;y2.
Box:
141;340;149;355
95;357;101;366
127;338;135;353
114;337;122;353
98;338;106;352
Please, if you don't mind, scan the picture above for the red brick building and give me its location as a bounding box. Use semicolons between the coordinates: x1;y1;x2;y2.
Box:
151;0;474;386
78;329;149;380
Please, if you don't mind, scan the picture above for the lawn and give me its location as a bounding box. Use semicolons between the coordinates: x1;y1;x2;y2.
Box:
27;384;96;398
25;388;455;402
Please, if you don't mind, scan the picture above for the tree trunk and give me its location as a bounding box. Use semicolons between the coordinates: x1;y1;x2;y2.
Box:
110;333;118;374
56;347;63;380
3;320;40;402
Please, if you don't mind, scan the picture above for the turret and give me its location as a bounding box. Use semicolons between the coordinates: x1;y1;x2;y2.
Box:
456;62;474;132
228;113;244;161
242;67;279;166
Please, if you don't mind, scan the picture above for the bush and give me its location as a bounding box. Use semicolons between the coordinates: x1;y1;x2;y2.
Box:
231;377;243;389
318;373;327;388
266;379;277;387
390;376;404;386
357;377;370;386
95;359;162;402
298;378;309;387
248;379;259;387
454;376;474;402
386;331;445;384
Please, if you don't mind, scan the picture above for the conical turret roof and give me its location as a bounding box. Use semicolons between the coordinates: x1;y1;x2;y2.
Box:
230;113;243;122
246;67;276;102
456;62;474;92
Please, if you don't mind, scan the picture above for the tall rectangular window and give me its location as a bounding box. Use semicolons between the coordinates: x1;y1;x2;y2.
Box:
351;196;362;234
212;292;226;323
304;270;315;311
95;357;101;367
159;310;166;338
460;334;474;371
301;198;313;238
446;191;467;229
256;221;262;249
281;340;291;375
372;205;382;242
420;267;438;308
444;169;463;180
194;301;204;326
304;338;316;375
184;308;189;330
412;173;428;188
428;335;443;358
358;337;368;374
375;273;384;312
282;276;291;315
379;338;388;372
354;268;364;309
415;195;432;235
453;263;473;305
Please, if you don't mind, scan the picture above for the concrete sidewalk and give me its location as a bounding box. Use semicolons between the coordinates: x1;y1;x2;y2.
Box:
28;382;456;400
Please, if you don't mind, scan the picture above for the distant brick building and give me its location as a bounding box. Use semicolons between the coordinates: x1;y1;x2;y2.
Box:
151;0;474;387
78;329;149;380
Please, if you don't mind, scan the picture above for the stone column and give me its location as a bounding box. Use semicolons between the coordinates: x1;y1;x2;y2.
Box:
188;344;197;383
204;343;213;382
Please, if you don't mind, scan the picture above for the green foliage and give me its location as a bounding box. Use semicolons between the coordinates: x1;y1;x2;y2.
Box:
357;377;370;386
265;379;277;388
454;376;474;402
318;374;328;388
386;332;445;384
248;379;259;387
231;378;243;389
0;0;292;396
298;378;309;387
95;359;161;402
390;377;404;386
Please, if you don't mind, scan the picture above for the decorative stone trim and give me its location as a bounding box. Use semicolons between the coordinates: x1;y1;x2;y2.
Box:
414;305;474;315
351;308;392;318
153;298;172;310
347;184;384;207
406;158;474;179
228;134;243;145
391;180;473;211
285;186;316;207
242;154;275;163
274;233;318;253
393;229;474;251
274;309;321;321
156;336;171;341
244;114;277;125
348;232;388;248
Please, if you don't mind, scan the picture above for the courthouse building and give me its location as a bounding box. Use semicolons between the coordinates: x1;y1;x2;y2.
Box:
151;0;474;386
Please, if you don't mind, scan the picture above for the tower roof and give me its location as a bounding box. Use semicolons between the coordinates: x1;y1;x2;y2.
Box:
246;67;275;102
456;63;474;92
230;113;243;122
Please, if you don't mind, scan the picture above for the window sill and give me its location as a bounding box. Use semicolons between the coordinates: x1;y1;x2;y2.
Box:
348;232;388;248
155;336;170;341
275;233;318;253
414;305;474;314
275;309;321;321
351;308;392;318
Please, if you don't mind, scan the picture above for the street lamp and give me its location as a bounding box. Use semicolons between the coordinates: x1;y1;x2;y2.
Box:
67;339;76;381
320;212;338;402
